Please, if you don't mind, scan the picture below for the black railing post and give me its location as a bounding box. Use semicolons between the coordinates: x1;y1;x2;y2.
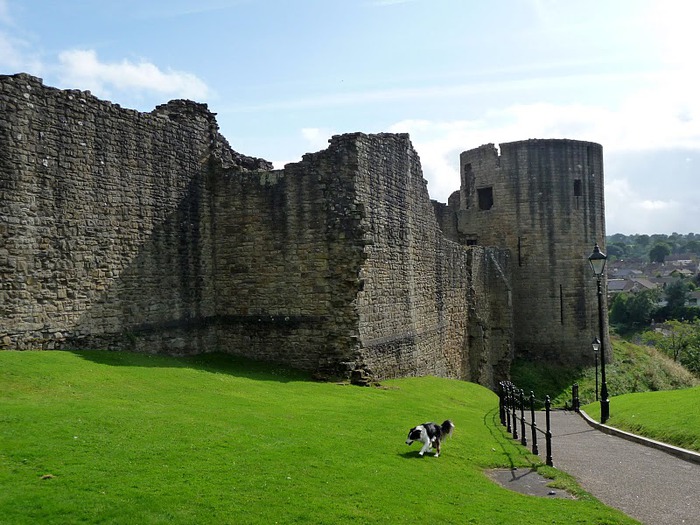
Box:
519;389;527;446
545;395;553;467
511;385;518;441
530;391;539;456
499;382;506;426
572;383;580;412
505;383;512;433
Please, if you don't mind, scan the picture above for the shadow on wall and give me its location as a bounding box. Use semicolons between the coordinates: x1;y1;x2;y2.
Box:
63;168;338;372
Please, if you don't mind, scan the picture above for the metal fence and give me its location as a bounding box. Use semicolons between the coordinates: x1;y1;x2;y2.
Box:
498;381;553;466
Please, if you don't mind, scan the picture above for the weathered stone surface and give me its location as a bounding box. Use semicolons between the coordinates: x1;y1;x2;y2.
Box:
451;140;608;365
0;73;606;387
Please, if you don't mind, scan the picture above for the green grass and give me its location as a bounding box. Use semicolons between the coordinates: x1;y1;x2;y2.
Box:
0;350;639;524
511;337;698;408
582;386;700;452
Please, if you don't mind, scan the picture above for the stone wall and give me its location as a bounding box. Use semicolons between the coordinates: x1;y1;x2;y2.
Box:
0;74;513;386
455;139;608;365
0;74;273;353
352;134;512;382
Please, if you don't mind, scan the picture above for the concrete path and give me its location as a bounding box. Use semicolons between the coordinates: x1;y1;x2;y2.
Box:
548;409;700;525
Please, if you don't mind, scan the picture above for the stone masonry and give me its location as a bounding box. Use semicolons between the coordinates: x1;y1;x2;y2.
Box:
1;73;608;387
449;140;609;364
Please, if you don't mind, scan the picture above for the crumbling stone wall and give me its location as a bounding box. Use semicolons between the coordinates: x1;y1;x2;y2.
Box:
1;74;512;386
454;140;608;366
0;73;269;354
352;134;512;381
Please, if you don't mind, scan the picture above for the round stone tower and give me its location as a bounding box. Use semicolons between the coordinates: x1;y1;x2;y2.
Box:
457;139;608;366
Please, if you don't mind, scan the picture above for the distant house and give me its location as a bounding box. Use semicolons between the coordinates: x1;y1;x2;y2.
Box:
608;268;643;279
666;253;697;264
630;278;659;292
687;291;700;307
608;279;632;294
669;268;695;278
607;278;659;296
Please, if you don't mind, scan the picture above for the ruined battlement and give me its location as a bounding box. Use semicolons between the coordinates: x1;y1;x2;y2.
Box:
1;74;607;386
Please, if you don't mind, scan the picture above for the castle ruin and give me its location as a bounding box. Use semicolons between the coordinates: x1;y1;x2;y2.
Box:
0;74;608;388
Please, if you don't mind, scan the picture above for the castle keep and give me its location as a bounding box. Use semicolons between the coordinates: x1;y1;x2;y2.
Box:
0;74;608;388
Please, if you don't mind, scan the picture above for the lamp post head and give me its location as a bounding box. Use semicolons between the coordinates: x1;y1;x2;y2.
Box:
588;243;607;277
592;337;601;354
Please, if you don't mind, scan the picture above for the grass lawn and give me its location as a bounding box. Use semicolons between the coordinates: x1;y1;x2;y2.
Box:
0;350;639;524
582;385;700;452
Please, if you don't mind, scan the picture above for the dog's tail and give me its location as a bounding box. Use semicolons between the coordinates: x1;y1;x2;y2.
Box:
441;420;455;438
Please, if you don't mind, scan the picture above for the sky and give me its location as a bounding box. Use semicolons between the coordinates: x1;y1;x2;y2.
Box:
1;0;699;235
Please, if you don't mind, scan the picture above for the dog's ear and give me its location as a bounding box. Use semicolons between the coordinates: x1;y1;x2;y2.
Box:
408;428;422;440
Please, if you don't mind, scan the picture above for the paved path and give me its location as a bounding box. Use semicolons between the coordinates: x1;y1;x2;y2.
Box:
548;410;700;525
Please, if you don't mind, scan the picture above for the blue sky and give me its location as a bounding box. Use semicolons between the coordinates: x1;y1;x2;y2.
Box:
2;0;699;235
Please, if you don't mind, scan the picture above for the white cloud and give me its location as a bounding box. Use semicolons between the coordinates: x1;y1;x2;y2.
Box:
604;178;687;234
270;127;336;169
301;127;334;151
0;31;43;74
56;49;210;101
639;200;674;211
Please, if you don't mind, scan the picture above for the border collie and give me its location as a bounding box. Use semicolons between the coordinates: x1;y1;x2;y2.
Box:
405;420;454;457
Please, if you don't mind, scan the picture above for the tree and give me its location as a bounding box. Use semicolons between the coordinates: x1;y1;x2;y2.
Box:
627;289;661;326
636;234;650;247
607;243;626;259
608;289;660;329
641;319;700;375
609;293;630;326
649;243;671;263
686;240;700;255
664;280;690;319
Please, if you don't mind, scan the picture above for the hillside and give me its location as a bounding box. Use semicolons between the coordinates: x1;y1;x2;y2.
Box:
511;336;698;407
0;350;638;524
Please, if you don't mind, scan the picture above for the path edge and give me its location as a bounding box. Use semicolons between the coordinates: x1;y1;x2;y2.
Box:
578;409;700;465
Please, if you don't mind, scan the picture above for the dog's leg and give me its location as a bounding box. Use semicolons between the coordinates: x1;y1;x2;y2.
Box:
434;440;441;457
419;439;431;456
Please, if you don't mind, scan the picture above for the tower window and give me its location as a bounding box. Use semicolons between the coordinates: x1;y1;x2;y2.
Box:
477;187;493;210
574;179;582;197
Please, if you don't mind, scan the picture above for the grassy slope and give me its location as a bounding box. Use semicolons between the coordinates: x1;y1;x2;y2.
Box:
511;337;698;408
582;386;700;452
0;350;638;524
512;337;699;452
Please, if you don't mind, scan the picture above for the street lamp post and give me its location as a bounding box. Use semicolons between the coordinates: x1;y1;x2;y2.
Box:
588;243;610;423
592;337;600;401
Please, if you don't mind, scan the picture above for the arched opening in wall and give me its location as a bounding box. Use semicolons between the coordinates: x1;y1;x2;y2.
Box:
477;187;493;210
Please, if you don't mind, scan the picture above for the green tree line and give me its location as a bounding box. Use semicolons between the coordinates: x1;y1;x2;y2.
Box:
606;232;700;263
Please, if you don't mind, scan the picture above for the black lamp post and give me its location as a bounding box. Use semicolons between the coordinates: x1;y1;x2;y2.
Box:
588;243;609;423
592;337;600;401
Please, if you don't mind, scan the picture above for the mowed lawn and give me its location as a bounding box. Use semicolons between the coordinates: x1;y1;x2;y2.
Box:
583;385;700;452
1;351;639;524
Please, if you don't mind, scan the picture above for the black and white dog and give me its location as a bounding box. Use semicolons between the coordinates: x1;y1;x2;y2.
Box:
405;420;454;457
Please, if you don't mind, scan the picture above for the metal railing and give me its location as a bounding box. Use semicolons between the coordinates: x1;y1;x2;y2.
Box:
498;381;553;466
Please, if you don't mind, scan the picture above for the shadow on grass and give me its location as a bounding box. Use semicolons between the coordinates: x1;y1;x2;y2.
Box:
68;349;312;384
398;450;439;459
510;358;584;407
483;406;540;471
